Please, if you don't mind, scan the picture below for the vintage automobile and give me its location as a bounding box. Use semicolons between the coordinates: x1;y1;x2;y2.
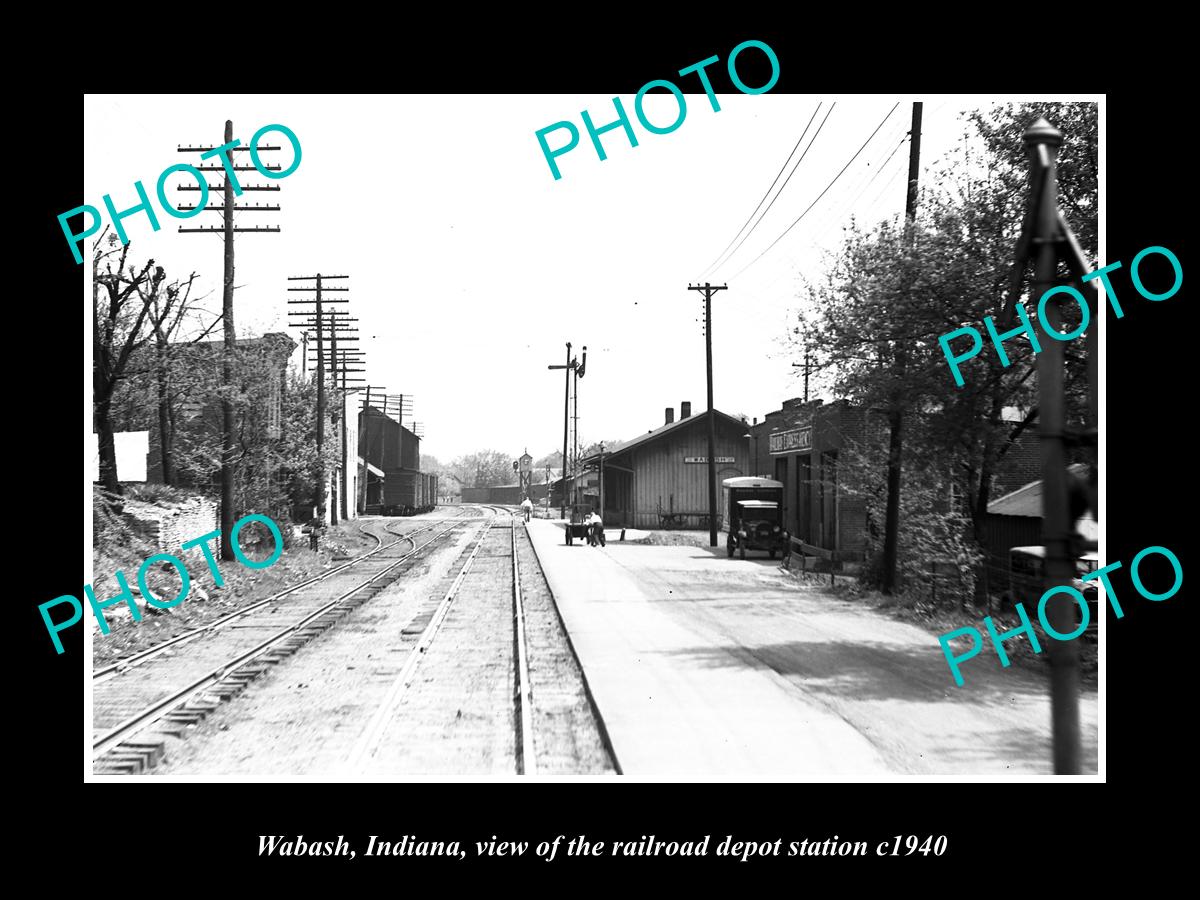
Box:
1000;545;1099;637
721;477;790;560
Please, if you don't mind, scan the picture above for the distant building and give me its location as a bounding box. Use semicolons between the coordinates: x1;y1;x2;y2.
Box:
985;462;1097;560
359;405;427;512
110;333;295;512
463;468;558;506
581;401;749;529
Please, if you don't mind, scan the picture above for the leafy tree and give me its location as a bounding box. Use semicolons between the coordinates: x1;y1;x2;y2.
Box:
533;449;563;470
447;450;517;488
793;102;1096;604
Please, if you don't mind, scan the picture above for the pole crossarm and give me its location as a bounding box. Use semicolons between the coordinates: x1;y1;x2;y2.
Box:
178;144;282;152
178;226;280;233
179;184;280;192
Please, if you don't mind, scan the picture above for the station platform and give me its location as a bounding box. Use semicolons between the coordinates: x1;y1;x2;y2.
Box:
524;519;891;777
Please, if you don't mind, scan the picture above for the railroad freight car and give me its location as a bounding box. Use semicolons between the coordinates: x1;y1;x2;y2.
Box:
420;472;438;512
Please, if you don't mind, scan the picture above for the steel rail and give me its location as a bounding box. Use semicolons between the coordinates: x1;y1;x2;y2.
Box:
92;517;472;761
91;514;459;682
340;518;496;772
512;521;537;775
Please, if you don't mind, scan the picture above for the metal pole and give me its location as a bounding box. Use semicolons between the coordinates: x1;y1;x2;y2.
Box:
1027;117;1079;774
561;342;570;519
572;363;579;508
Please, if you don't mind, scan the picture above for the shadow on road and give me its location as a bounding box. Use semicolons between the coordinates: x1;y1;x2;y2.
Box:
663;638;1067;706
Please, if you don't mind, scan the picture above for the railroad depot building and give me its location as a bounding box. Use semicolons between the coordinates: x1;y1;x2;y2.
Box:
747;398;871;554
584;401;750;529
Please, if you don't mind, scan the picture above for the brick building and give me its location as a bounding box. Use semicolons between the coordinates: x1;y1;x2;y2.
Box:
748;398;874;554
110;332;295;508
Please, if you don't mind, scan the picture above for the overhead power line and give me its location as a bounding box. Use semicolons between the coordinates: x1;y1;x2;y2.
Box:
806;129;910;248
732;102;901;280
700;102;822;278
711;103;837;278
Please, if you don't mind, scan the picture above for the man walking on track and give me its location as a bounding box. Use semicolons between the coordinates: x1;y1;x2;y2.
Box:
521;496;533;522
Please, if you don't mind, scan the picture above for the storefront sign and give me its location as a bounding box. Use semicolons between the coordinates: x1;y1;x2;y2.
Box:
769;426;812;454
684;456;735;464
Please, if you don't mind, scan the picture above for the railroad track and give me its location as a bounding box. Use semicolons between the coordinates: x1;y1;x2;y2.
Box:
340;511;550;776
91;507;492;774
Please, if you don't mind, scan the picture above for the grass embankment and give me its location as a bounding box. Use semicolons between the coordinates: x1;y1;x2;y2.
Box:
91;487;378;666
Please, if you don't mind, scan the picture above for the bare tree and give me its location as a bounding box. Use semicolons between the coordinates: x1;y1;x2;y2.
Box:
93;231;159;494
140;272;219;484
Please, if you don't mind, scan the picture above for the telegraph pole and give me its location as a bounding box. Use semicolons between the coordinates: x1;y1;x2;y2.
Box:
286;274;350;546
325;314;363;522
688;282;727;546
792;347;813;402
881;101;922;595
359;385;388;512
291;306;360;522
177;120;281;560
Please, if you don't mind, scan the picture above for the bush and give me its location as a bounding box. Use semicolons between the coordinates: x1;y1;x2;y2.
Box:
839;430;982;606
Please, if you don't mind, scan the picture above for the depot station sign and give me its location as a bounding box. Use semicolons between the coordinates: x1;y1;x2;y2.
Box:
769;426;812;454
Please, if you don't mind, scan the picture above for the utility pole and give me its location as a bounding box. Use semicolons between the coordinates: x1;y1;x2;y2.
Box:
326;314;362;520
294;310;362;522
598;442;605;522
688;282;728;547
324;313;364;521
881;101;922;595
177;120;282;560
286;274;350;546
792;346;813;402
547;343;580;519
359;385;388;512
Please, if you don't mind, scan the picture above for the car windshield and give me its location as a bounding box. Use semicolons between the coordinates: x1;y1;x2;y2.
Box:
739;506;778;524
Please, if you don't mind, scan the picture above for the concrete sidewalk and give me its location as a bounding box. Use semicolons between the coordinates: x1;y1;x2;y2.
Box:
524;520;891;777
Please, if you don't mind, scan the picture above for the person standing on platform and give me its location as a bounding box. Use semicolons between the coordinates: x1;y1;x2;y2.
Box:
587;508;605;547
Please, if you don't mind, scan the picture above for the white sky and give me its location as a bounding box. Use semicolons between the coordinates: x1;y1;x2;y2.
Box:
83;93;1037;462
